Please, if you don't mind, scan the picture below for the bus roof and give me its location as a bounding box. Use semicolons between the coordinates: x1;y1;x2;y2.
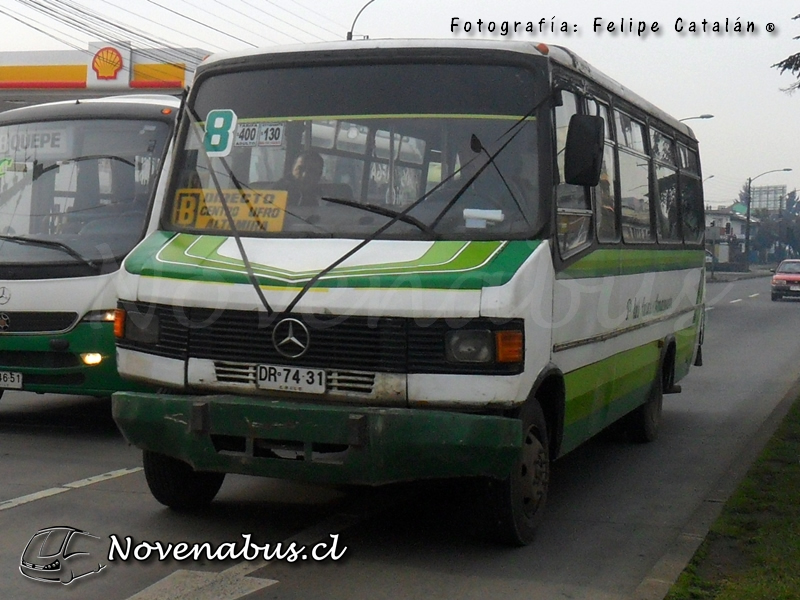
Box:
0;93;180;125
196;39;696;141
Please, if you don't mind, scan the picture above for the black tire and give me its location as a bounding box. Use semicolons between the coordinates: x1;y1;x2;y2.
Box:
142;450;225;509
772;293;781;301
625;365;664;443
485;399;550;546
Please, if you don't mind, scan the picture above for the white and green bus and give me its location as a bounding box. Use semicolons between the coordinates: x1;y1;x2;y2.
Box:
0;95;178;399
111;40;705;545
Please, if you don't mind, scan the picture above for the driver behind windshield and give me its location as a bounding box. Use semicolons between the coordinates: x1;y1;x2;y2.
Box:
277;150;325;207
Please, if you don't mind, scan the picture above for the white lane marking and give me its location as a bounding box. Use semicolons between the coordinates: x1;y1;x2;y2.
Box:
127;569;278;600
63;468;142;488
749;293;760;298
0;467;142;511
730;299;742;304
0;487;67;511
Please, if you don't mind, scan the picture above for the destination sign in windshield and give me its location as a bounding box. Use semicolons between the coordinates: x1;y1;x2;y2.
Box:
171;188;288;232
0;126;73;159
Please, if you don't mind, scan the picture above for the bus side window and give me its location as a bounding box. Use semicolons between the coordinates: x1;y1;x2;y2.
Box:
616;110;653;243
555;90;592;256
679;145;704;244
586;100;619;243
652;129;680;243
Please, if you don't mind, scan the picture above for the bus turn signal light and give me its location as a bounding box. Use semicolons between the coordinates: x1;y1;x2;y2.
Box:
114;308;125;338
495;330;523;363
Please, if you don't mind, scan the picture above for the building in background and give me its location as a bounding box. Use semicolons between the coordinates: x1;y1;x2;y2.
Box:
750;184;788;215
0;41;207;111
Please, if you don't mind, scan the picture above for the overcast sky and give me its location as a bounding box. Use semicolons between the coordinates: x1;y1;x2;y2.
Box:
1;0;798;207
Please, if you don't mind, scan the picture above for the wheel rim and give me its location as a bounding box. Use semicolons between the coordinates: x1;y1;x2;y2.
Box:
519;426;548;520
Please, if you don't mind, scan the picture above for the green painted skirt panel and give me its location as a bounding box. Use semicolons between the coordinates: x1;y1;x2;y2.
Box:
112;392;523;485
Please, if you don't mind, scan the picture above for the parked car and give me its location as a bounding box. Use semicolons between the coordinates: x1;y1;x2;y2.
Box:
770;259;800;301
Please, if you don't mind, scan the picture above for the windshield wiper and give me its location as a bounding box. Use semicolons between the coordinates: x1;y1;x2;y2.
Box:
184;106;275;317
0;234;100;271
34;155;136;181
320;196;438;238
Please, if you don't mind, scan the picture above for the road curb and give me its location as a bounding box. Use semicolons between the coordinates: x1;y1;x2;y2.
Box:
706;270;772;283
630;374;800;600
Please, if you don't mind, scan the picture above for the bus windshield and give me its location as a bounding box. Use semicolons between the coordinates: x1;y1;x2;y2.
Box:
0;118;170;267
168;62;545;240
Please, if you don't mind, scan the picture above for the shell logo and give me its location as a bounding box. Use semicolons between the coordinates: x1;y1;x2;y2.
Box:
91;46;124;80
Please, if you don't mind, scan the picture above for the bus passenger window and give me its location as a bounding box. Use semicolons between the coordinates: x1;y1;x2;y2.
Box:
596;145;618;242
587;100;618;243
616;111;652;243
555;92;589;211
679;145;704;244
652;130;680;243
555;91;592;256
680;175;704;243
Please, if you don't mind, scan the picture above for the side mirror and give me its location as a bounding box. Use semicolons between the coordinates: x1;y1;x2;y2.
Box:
564;114;604;187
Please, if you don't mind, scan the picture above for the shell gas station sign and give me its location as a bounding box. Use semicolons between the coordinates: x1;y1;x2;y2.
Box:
0;41;204;95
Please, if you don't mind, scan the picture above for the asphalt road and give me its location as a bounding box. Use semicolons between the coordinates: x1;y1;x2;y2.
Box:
1;275;797;600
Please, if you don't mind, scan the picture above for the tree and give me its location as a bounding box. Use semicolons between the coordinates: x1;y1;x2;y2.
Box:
775;14;800;92
738;182;749;205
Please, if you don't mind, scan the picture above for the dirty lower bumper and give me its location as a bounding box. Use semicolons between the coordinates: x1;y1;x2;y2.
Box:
112;392;523;485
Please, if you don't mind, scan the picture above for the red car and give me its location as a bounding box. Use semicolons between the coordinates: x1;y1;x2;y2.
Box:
771;259;800;301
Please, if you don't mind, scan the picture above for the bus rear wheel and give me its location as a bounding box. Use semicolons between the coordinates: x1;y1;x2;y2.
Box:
143;450;225;509
485;399;550;546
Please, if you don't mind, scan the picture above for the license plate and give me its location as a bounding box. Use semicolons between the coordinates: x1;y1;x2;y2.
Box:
791;286;800;291
257;364;326;394
0;371;22;389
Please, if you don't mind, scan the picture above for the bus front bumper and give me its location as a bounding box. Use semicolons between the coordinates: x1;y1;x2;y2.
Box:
112;392;523;485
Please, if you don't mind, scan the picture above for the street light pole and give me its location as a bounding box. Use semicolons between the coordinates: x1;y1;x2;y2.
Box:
679;114;714;122
744;168;793;271
346;0;378;40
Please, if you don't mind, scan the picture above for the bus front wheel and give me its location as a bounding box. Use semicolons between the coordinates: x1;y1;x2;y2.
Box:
143;450;225;509
486;399;550;546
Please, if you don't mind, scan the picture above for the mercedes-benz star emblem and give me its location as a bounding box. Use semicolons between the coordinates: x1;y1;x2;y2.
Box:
0;313;10;332
272;318;310;359
0;287;10;305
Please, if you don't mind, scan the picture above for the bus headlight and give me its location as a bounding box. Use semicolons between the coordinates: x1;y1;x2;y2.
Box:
445;328;524;365
81;310;117;323
445;330;493;363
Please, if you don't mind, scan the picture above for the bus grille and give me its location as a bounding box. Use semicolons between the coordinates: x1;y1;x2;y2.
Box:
0;351;81;368
0;312;78;333
118;302;522;375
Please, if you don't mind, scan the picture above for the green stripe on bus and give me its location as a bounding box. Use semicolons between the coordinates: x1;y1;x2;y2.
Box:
559;323;698;453
125;234;541;289
563;340;660;427
558;248;704;279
